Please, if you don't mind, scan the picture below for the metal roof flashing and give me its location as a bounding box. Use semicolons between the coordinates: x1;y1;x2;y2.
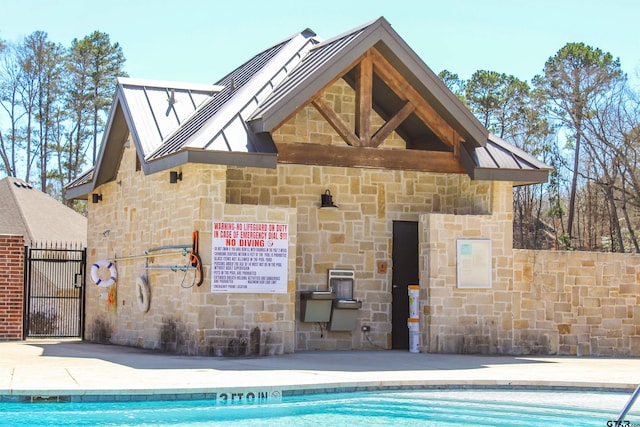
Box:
459;136;551;185
117;77;225;93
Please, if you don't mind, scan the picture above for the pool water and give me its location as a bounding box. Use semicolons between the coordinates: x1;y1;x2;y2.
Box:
1;389;638;426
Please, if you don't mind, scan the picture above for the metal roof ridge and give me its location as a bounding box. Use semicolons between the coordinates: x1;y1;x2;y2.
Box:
483;140;502;169
117;77;224;93
63;170;95;199
310;16;387;50
181;31;318;151
246;15;488;149
142;29;319;161
212;29;318;86
142;80;231;161
246;23;384;130
64;167;94;189
369;22;488;148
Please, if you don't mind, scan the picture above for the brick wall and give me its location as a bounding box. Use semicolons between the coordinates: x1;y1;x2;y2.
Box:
0;234;24;340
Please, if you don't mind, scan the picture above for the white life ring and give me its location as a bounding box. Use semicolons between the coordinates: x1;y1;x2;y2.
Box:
136;275;151;313
90;260;117;288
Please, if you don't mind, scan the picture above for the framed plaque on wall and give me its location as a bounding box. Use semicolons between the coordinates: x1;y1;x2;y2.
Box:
456;238;492;289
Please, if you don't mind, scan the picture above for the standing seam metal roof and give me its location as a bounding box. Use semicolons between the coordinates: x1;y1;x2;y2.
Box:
64;17;551;198
147;38;294;160
117;78;221;157
251;29;365;118
460;134;551;184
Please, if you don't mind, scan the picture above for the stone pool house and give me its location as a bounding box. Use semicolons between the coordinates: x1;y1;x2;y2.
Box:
66;17;640;358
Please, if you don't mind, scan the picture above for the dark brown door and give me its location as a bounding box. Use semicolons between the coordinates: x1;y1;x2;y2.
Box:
391;221;419;349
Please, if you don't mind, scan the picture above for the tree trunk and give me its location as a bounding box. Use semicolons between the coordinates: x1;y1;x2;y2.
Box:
566;131;581;248
604;184;624;252
0;131;12;176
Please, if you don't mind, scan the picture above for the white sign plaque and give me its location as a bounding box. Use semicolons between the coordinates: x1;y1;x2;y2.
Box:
456;238;492;289
212;221;288;293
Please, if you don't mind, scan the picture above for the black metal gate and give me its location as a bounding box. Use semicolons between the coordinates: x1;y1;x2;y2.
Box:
23;242;86;338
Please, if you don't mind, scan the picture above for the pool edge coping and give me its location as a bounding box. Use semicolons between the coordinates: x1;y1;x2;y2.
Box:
1;379;637;403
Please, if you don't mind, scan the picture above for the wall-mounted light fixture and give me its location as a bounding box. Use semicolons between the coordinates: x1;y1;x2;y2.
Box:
169;171;183;184
320;189;338;209
92;193;102;204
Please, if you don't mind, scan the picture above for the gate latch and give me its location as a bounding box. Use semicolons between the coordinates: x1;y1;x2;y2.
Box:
74;273;83;288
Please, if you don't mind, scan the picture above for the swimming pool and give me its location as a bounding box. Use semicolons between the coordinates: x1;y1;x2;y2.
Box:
1;389;638;426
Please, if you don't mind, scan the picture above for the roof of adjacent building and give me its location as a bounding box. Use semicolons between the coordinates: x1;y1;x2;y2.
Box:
66;17;550;199
0;177;87;244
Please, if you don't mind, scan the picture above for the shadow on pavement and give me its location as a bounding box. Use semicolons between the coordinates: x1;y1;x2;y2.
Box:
26;340;554;372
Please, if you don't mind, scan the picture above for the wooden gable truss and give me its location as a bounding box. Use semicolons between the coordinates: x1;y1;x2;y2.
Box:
275;47;467;174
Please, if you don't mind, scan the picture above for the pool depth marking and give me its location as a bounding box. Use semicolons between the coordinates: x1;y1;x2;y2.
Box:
216;389;282;405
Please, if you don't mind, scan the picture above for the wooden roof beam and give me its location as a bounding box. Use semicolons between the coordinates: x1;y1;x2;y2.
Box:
275;141;466;173
311;97;360;147
355;53;373;146
369;48;463;154
371;102;414;148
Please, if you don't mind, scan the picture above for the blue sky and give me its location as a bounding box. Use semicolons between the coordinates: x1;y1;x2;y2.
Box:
1;0;639;85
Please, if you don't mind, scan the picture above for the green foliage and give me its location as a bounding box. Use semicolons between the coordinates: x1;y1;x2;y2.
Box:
557;233;572;250
68;31;127;166
437;42;636;252
20;31;66;192
465;70;530;139
0;29;127;205
536;42;623;130
438;69;466;103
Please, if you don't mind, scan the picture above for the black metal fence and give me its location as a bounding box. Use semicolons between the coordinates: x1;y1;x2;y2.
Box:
23;242;86;338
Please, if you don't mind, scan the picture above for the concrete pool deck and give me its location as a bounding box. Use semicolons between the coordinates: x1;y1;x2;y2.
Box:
1;340;640;401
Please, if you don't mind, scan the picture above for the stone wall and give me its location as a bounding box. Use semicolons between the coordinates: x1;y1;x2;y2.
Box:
216;204;297;355
422;192;640;356
85;139;296;356
421;183;515;354
87;141;640;357
227;166;493;351
85;77;640;357
512;250;640;356
0;234;24;340
85;75;496;355
226;74;496;350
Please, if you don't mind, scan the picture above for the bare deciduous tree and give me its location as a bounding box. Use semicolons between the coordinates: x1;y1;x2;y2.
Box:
534;43;624;249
